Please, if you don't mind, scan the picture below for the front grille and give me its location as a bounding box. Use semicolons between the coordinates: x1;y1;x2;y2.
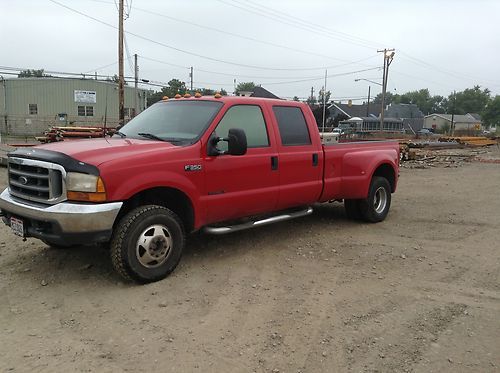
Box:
8;157;66;204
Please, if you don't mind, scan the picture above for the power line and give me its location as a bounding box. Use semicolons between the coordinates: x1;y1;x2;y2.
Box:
46;0;375;71
263;67;382;86
398;50;500;86
216;0;379;50
217;0;500;88
83;60;118;74
139;54;377;80
243;0;382;48
128;3;378;65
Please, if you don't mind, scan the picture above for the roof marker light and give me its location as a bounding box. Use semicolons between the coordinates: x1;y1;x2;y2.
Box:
195;92;202;98
162;96;169;101
174;94;182;99
214;92;222;99
184;93;191;98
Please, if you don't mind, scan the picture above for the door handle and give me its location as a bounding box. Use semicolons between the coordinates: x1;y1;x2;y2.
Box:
271;156;278;171
312;153;318;167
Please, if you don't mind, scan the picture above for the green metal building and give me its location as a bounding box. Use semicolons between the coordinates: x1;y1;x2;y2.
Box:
0;77;148;137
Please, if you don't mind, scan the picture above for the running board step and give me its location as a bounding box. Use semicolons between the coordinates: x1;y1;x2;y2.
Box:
204;207;313;235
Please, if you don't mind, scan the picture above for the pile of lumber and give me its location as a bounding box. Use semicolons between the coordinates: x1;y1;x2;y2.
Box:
36;126;116;143
438;136;498;147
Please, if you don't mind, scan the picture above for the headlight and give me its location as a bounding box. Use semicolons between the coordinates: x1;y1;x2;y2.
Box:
66;172;107;202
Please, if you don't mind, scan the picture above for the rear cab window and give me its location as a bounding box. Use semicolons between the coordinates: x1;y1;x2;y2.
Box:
272;106;311;146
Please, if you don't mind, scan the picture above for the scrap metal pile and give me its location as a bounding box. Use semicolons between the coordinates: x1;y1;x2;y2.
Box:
438;136;498;147
399;136;499;168
35;126;116;143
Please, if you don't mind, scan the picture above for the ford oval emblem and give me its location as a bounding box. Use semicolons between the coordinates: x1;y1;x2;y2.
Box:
18;176;28;185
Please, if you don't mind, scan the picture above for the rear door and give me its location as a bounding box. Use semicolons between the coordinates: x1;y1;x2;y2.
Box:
271;105;323;210
203;104;279;224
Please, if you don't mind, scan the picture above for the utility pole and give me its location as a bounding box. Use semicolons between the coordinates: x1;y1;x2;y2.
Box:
322;70;327;134
118;0;125;126
189;67;193;93
134;53;138;117
310;86;315;103
377;48;395;132
366;85;371;117
450;90;456;136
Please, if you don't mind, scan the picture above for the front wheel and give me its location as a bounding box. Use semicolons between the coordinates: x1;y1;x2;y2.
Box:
110;205;185;283
359;176;392;223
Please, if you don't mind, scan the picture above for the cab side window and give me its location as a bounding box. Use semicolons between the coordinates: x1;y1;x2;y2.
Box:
273;106;311;146
215;105;269;151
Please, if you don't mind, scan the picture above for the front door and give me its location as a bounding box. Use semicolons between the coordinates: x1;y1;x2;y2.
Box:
203;104;279;224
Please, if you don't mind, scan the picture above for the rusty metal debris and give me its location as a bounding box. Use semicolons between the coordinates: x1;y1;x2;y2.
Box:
35;126;116;143
400;136;499;167
438;136;499;147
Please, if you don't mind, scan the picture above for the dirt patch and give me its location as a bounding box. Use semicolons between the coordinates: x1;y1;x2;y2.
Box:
1;147;499;372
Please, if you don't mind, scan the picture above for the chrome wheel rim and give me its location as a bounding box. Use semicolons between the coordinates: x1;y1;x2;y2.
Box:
136;224;172;268
373;187;387;214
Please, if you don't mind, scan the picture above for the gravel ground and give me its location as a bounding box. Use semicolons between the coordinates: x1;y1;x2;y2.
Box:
0;148;499;372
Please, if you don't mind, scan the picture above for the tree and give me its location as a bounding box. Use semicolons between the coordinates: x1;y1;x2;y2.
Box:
449;86;491;115
18;69;50;78
311;106;330;128
147;79;227;106
482;95;500;127
318;88;331;104
306;95;317;105
372;92;397;106
147;79;187;106
292;96;300;101
106;74;127;85
235;82;256;94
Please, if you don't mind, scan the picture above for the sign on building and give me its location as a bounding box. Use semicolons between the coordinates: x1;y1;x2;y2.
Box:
74;90;97;104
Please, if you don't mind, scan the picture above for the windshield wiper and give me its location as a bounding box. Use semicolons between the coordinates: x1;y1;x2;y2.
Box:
136;133;184;144
114;131;127;138
137;132;168;142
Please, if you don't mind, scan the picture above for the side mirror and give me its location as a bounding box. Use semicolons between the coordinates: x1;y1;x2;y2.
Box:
207;128;247;156
227;128;247;156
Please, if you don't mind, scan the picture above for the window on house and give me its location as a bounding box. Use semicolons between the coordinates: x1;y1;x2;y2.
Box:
273;106;311;146
78;106;94;117
29;104;38;115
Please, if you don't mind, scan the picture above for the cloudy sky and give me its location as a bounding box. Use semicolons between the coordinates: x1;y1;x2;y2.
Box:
2;0;500;102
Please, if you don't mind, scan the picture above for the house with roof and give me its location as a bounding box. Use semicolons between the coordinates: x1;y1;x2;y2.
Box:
424;113;482;133
385;103;424;132
237;86;280;99
328;102;381;120
329;101;404;132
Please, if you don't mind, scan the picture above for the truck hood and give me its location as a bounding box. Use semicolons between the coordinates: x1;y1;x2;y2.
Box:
35;138;178;166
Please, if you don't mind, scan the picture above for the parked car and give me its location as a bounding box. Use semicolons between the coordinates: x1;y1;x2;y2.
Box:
0;96;400;283
417;128;432;135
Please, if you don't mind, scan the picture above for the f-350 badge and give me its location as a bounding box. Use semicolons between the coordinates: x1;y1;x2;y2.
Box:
184;164;202;172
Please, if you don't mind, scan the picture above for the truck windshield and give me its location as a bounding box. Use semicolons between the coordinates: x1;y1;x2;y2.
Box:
117;100;223;143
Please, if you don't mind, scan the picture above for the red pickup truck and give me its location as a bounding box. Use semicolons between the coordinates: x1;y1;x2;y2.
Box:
0;95;399;283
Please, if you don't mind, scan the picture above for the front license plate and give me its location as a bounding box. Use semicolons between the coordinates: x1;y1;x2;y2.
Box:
10;217;25;238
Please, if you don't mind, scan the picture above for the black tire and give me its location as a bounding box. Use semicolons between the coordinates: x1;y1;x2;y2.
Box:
110;205;185;283
41;240;79;250
359;176;392;223
344;199;363;220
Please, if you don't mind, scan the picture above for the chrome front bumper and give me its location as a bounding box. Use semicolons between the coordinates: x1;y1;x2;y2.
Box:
0;188;122;233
